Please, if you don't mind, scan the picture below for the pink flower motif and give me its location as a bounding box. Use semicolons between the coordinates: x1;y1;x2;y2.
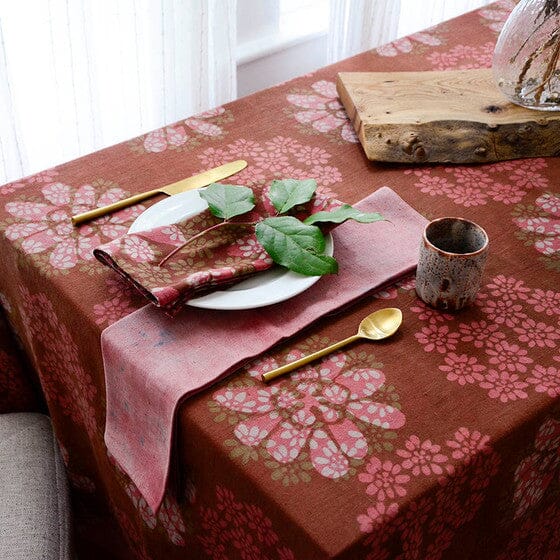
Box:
526;365;560;397
396;435;449;476
512;417;560;518
143;125;188;152
105;275;138;298
245;504;279;547
254;150;290;171
478;298;528;328
286;80;358;143
310;164;343;187
214;353;405;480
376;31;441;57
377;36;413;57
93;296;135;327
526;288;560;316
292;145;330;166
264;136;304;154
27;168;60;184
197;136;343;193
514;318;560;348
447;183;488;207
184;106;226;137
415;323;460;353
413;173;454;197
449;167;493;187
197;146;231;168
227;138;264;158
439;353;486;386
5;182;143;271
231;166;268;187
410;300;453;323
20;288;98;435
486;275;531;301
198;485;291;557
445;427;491;462
479;370;529;402
510;160;549;190
358;457;410;502
479;0;516;32
458;320;506;349
357;502;399;533
427;42;495;71
487;182;526;204
0;181;26;195
486;340;533;373
515;192;560;260
395;275;416;291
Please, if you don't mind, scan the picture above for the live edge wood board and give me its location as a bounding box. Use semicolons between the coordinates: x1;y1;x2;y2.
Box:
336;69;560;164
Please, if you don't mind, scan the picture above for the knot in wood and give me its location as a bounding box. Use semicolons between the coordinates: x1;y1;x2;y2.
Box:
400;132;420;154
414;146;427;160
484;104;503;114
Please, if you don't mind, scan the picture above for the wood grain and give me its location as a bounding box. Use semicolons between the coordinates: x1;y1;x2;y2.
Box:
337;69;560;163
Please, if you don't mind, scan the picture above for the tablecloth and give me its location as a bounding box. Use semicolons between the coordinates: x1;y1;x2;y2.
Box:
0;2;559;558
102;187;427;514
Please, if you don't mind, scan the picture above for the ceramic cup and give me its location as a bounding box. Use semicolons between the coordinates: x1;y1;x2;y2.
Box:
415;217;489;312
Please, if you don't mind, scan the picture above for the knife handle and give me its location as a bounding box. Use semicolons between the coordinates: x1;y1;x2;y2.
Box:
71;188;160;226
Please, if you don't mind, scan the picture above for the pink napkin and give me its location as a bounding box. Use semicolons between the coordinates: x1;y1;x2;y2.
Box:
93;187;340;314
102;187;427;512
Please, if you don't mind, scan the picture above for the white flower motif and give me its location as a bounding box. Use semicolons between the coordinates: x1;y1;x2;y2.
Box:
213;353;405;479
287;81;358;143
5;182;144;271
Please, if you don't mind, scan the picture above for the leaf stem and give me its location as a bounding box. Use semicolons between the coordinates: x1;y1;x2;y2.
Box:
158;220;256;267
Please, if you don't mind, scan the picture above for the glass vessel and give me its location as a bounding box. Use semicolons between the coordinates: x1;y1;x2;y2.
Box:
493;0;560;110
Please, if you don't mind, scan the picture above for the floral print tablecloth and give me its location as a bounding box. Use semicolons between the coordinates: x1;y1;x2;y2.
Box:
0;2;559;558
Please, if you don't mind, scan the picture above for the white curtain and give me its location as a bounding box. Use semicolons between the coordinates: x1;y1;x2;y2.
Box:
327;0;494;63
0;0;237;185
328;0;402;63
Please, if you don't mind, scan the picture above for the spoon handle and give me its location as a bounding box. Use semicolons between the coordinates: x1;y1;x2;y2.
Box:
262;334;361;383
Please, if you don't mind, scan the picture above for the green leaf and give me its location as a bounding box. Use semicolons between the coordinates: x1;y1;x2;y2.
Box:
304;204;384;226
255;216;338;276
199;183;255;219
268;179;318;214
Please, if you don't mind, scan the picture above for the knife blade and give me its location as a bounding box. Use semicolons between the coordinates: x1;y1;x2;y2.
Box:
71;159;248;226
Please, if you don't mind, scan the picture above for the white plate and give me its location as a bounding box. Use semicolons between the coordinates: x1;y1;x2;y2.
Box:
129;189;334;310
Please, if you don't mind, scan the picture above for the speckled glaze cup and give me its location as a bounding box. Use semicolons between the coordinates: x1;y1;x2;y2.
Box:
415;217;489;312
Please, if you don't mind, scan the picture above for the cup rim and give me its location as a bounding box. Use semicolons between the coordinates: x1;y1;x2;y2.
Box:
423;217;489;257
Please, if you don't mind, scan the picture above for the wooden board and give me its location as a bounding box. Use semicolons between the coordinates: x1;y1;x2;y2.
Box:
337;69;560;164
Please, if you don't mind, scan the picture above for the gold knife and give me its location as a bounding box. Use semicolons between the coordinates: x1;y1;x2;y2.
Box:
71;159;248;226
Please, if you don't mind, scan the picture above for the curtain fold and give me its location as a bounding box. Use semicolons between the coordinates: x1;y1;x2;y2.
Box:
327;0;402;63
327;0;494;63
0;0;237;185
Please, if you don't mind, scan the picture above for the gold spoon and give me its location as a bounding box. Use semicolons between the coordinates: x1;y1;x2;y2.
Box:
262;308;403;383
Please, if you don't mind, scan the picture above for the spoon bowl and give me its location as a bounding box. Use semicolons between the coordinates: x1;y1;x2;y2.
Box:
262;307;403;382
358;307;402;340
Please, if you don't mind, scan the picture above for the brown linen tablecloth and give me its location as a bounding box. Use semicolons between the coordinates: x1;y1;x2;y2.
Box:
0;2;559;558
102;187;427;514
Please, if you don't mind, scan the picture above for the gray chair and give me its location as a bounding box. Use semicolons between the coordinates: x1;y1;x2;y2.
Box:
0;413;72;559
